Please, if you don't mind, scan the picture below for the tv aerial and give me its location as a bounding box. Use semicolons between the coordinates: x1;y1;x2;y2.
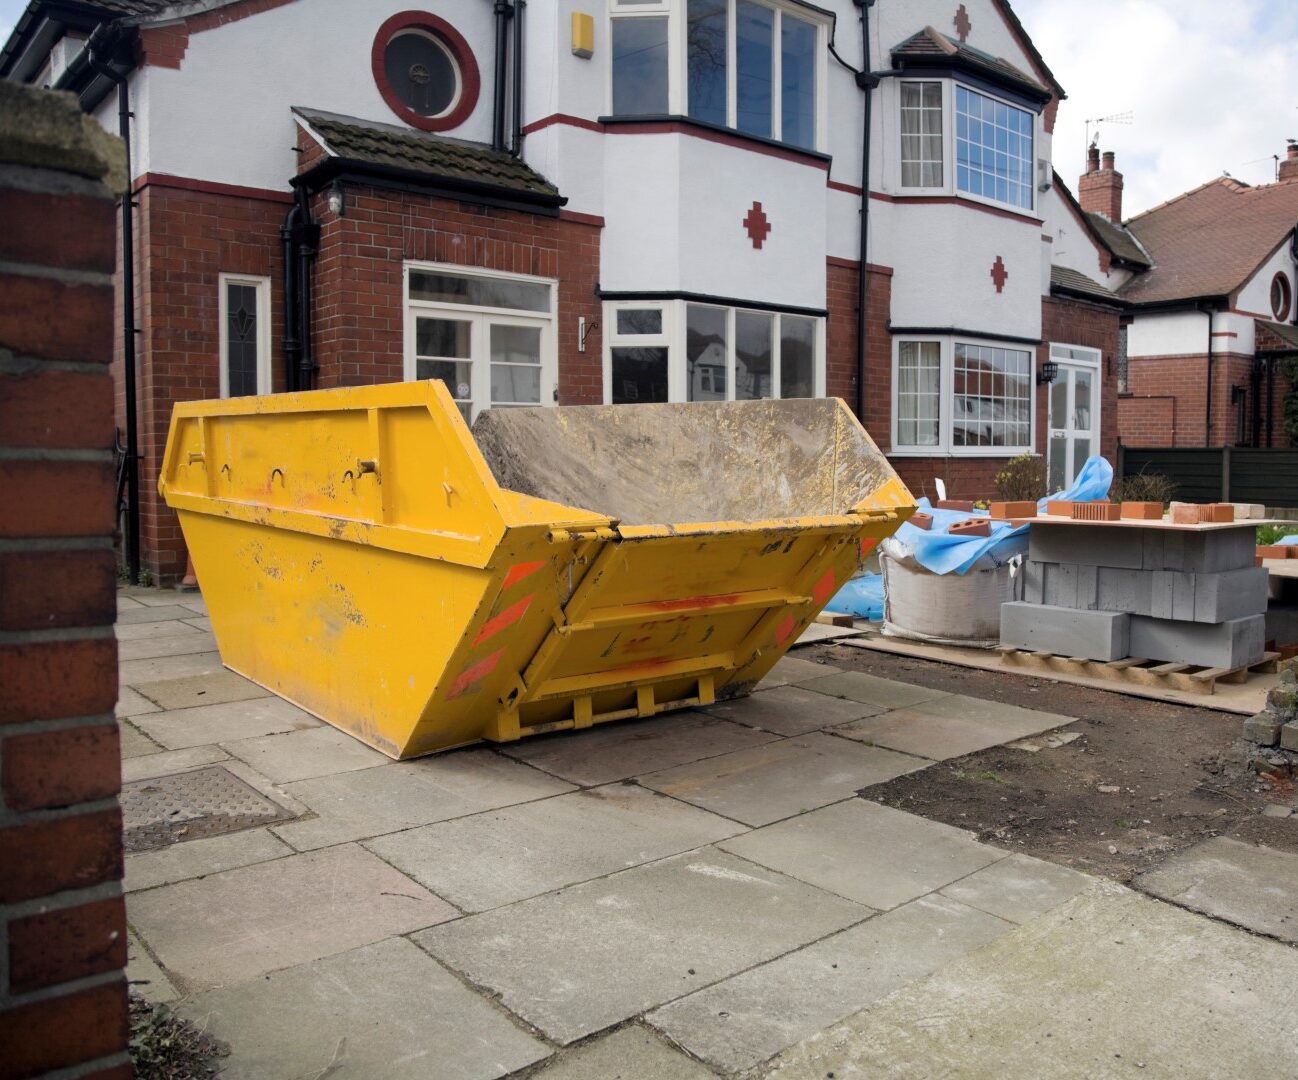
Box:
1085;111;1134;156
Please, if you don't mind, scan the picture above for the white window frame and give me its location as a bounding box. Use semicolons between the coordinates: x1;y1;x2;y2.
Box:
217;273;271;398
601;298;825;404
890;335;1037;457
889;77;1040;216
1046;342;1102;479
608;0;828;152
402;262;558;421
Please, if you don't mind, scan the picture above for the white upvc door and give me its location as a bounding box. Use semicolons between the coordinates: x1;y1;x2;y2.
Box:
1047;356;1100;492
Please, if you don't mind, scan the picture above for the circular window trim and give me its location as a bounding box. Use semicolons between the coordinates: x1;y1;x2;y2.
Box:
372;11;480;132
1271;271;1292;322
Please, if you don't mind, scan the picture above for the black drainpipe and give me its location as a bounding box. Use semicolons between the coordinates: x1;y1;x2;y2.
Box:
86;26;140;584
492;0;512;151
279;201;301;392
292;182;319;391
510;0;525;155
852;1;878;422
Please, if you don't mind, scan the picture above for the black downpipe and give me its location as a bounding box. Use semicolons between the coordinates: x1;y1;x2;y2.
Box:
293;184;319;391
1251;357;1263;448
510;0;524;155
853;1;877;421
280;203;301;392
492;1;512;151
1267;358;1276;447
87;29;140;584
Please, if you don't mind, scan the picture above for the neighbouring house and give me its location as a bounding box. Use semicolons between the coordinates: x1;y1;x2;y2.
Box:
2;0;1126;582
1063;144;1298;451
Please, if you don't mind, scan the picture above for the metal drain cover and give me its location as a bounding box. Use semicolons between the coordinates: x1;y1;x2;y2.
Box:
122;766;294;853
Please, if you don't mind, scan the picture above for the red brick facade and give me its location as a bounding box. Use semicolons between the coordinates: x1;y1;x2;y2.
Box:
0;90;128;1079
1120;350;1263;447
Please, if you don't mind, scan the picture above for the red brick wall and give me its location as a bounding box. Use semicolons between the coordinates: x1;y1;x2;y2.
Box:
308;185;602;400
824;259;892;435
1120;351;1257;447
0;94;129;1078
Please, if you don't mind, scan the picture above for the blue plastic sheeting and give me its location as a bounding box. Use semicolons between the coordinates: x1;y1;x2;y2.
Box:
824;572;885;620
879;455;1114;578
1278;534;1298;547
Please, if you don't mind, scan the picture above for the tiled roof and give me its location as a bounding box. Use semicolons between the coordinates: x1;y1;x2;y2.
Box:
1121;176;1298;305
1050;265;1121;304
1257;319;1298;351
891;26;1052;102
1084;211;1151;269
293;108;561;203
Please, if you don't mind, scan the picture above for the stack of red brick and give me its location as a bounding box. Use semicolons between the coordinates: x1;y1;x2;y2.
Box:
0;83;129;1080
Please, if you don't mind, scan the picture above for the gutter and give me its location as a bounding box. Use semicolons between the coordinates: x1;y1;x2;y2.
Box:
1201;302;1215;447
852;0;874;422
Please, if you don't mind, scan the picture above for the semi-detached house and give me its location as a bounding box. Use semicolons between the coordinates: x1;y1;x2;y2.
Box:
2;0;1126;582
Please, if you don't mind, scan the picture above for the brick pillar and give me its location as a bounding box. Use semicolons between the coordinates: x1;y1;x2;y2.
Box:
0;83;130;1079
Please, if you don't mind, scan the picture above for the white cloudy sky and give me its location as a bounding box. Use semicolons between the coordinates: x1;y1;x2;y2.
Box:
1;0;1294;217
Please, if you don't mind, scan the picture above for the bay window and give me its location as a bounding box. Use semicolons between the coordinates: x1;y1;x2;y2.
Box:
897;79;1038;212
607;299;823;404
892;337;1035;455
612;0;825;151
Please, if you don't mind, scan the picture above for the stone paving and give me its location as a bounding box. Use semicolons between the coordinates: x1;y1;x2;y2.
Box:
116;586;1298;1078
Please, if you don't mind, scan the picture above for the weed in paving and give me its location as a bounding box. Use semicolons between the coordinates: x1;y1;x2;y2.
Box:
130;994;227;1080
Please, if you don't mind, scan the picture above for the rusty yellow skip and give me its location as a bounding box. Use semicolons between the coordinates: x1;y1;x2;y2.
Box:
160;381;914;759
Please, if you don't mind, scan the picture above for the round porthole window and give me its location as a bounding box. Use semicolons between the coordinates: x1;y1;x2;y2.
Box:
1271;272;1292;322
372;12;480;132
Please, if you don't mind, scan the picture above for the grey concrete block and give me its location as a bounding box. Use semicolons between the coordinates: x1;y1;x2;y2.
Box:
1000;602;1130;662
1036;565;1269;624
1176;528;1257;573
1096;567;1154;614
1243;712;1282;747
1040;563;1098;609
1030;526;1143;569
1281;722;1298;752
1128;614;1266;669
1022;560;1044;604
1195;567;1270;623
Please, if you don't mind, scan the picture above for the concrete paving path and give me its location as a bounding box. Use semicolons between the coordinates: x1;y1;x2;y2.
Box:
114;588;1298;1078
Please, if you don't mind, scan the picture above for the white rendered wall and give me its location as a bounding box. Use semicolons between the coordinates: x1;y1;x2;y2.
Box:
1237;241;1297;320
140;0;496;190
1127;311;1212;357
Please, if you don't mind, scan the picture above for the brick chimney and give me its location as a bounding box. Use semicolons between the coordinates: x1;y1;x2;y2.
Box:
1280;142;1298;183
1079;148;1124;221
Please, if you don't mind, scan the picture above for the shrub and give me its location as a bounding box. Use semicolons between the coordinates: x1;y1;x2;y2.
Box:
1109;469;1176;506
993;454;1047;502
1258;523;1298;546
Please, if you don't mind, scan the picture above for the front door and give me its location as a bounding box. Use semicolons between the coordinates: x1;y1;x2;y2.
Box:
1046;346;1101;492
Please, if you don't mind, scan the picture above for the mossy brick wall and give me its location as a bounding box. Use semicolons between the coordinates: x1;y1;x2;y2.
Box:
0;83;129;1080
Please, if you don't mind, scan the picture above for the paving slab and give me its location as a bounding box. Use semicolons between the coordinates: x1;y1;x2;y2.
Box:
120;651;229;686
118;595;145;611
130;669;271;710
793;623;865;645
132;697;319;750
1134;836;1298;942
532;1025;713;1080
719;799;1003;909
181;615;213;633
833;697;1073;761
117;631;220;662
763;882;1298;1080
128;843;457;991
700;686;886;737
126;827;294;893
274;749;574;850
940;852;1094;923
180;937;549;1080
117;720;161;759
798;670;951;710
755;654;843;690
367;782;745;912
414;848;868;1045
641;733;928;827
121;744;230;783
177;596;208;616
115;686;161;719
115;619;207;642
648;894;1012;1072
498;712;778;787
221;725;388;783
121;588;196;608
117;604;204;625
127;930;179;1005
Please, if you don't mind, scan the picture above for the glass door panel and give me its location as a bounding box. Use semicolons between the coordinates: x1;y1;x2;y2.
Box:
414;317;473;422
489;323;543;407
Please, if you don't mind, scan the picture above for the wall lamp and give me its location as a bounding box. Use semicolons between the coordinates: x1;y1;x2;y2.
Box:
1036;360;1058;386
327;181;346;218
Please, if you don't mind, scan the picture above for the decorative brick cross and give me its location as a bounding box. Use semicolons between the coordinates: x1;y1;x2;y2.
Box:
990;255;1009;293
954;4;971;42
743;201;771;249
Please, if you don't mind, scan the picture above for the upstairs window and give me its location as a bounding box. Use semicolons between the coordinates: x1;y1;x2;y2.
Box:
956;85;1034;210
899;81;943;189
611;0;825;151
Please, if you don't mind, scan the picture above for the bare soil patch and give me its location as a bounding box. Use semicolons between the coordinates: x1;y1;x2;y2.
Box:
802;643;1298;883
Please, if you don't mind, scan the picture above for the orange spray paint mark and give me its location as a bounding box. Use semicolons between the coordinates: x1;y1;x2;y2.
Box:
502;560;546;591
473;595;533;645
860;538;880;558
774;615;797;647
446;649;505;699
812;569;837;607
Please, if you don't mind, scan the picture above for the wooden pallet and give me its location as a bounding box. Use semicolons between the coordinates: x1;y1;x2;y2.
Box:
997;647;1281;696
